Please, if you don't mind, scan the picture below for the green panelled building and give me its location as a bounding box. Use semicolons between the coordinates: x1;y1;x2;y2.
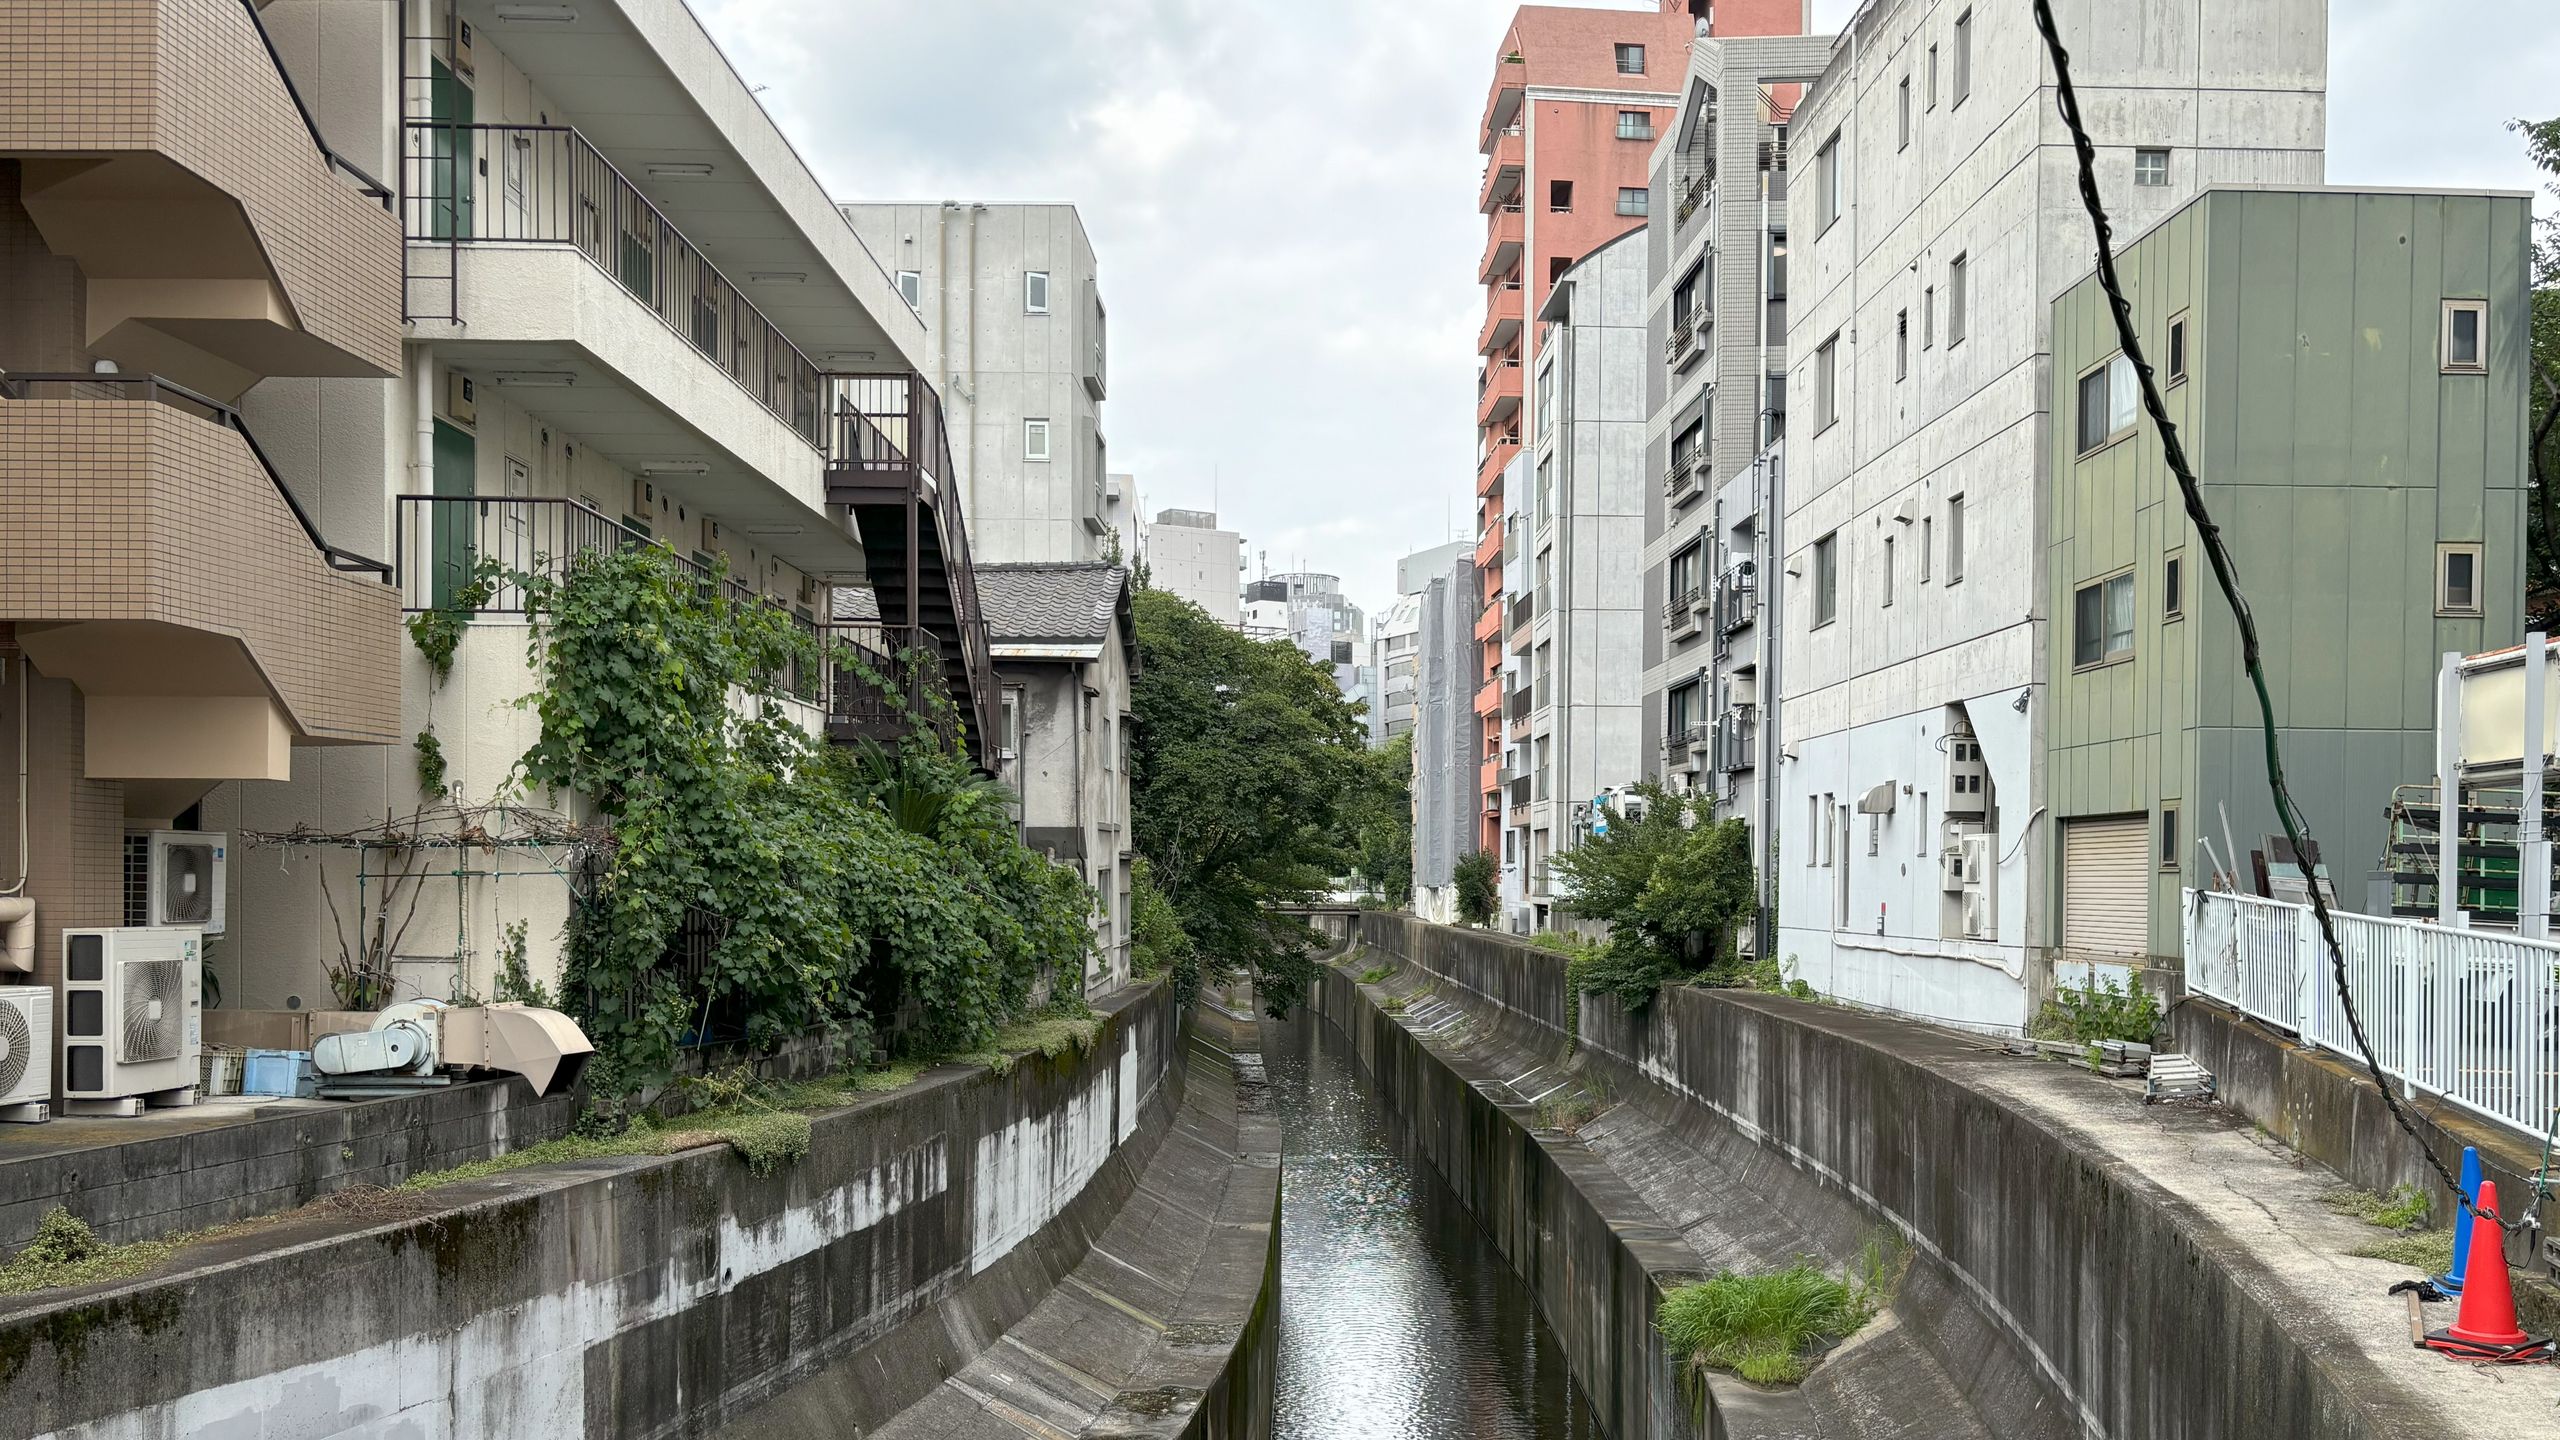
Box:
2045;186;2532;983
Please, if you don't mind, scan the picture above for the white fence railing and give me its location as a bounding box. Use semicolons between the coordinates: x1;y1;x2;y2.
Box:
2183;889;2560;1142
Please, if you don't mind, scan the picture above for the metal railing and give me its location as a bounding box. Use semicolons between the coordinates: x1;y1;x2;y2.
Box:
1718;570;1759;634
2183;889;2560;1142
401;121;823;446
1718;709;1757;773
236;0;393;206
3;373;390;580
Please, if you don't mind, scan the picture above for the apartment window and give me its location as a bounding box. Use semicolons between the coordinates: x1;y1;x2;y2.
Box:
2160;804;2181;869
1947;494;1965;582
1768;230;1789;300
1808;796;1821;866
1618;186;1650;217
1617;109;1654;141
1815;131;1843;232
1550;179;1574;213
1946;253;1968;346
1025;417;1052;462
2076;354;2138;454
1815;332;1840;431
1926;44;1939;109
1000;687;1024;762
1025;271;1050;313
2443;299;2488;373
1670;541;1704;600
1615;43;1645;75
2163;553;2183;620
1898;76;1912;150
1668;681;1697;739
2133;148;2170;188
1952;10;1972;106
1813;532;1839;627
1922;286;1935;348
1895;309;1909;380
1882;535;1896;607
2166;314;2189;384
1920;516;1933;582
2438;543;2484;615
1549;255;1573;285
896;269;921;310
2072;572;2136;667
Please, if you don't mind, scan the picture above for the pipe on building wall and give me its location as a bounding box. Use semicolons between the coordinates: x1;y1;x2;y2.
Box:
1;651;24;902
0;898;30;974
966;203;984;526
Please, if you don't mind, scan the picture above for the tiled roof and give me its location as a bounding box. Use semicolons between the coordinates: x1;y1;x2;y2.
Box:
830;585;881;623
976;562;1130;645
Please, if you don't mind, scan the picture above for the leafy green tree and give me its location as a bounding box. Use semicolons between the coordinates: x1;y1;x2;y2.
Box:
1130;589;1366;1016
1453;849;1498;926
1549;784;1757;1008
1128;856;1198;1001
2513;117;2560;626
1340;731;1415;906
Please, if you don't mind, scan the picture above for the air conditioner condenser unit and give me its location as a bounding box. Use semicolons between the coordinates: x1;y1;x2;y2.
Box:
59;927;201;1116
0;987;52;1122
145;830;226;936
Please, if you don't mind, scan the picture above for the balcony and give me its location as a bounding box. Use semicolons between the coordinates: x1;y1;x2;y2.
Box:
1478;126;1526;213
0;376;399;793
1474;598;1505;644
1478;204;1524;284
1478;432;1519;497
1718;569;1761;635
1666;451;1709;508
1476;677;1504;718
1478;290;1524;357
1664;590;1705;640
0;0;402;398
1674;167;1717;230
1477;360;1523;429
1718;709;1760;774
1482;57;1527;143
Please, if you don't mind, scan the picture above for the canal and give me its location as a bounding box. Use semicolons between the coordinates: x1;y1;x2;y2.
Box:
1265;1006;1602;1439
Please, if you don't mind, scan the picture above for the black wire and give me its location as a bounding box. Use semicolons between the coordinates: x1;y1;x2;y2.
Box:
2029;0;2513;1231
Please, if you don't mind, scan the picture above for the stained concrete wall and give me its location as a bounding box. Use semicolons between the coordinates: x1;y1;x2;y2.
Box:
0;982;1278;1440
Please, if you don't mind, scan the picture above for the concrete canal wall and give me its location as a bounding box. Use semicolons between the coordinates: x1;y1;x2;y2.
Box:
0;982;1278;1439
1323;911;2447;1440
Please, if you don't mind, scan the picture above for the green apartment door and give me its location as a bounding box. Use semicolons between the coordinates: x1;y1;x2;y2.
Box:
431;420;476;609
426;59;474;239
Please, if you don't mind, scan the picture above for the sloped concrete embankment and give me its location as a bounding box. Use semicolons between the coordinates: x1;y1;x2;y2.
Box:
1332;912;2443;1440
0;982;1277;1439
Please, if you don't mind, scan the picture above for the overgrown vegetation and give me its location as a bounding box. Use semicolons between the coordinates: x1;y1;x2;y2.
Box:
1130;589;1367;1018
413;726;450;801
2512;116;2560;626
2326;1182;2455;1270
1130;856;1199;1003
491;919;554;1009
2351;1228;2459;1272
1339;731;1415;907
1453;849;1498;926
0;1209;179;1298
2031;972;2162;1045
2323;1183;2432;1230
1657;1245;1897;1389
1545;785;1759;1012
1357;962;1398;985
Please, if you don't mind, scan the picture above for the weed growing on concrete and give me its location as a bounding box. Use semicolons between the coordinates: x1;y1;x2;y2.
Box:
2323;1183;2432;1230
1657;1244;1896;1389
1358;963;1397;985
0;1210;179;1298
2030;972;2162;1045
848;1058;928;1093
2350;1228;2458;1272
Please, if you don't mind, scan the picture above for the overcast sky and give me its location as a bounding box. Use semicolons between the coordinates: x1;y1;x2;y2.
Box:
693;0;2554;622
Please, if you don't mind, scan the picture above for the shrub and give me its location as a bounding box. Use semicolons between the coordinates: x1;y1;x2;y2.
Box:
1454;850;1498;926
1657;1254;1885;1388
2034;971;2161;1045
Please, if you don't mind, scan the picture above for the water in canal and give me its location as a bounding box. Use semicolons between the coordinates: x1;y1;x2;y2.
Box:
1265;1007;1603;1439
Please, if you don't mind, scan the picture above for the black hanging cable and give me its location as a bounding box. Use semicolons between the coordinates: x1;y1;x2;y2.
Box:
2029;0;2512;1228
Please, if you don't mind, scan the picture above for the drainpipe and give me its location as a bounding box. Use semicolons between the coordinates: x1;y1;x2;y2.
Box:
966;203;984;525
412;345;436;574
1;650;32;974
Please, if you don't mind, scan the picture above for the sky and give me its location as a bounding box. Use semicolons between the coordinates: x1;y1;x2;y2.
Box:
691;0;2555;623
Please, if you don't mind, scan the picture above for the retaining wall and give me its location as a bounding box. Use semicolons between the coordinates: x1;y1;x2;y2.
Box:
0;981;1272;1439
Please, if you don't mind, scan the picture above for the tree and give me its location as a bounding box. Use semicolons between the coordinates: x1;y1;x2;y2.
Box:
1453;849;1498;926
1549;784;1757;1008
1130;589;1366;1016
2513;117;2560;627
1340;731;1415;905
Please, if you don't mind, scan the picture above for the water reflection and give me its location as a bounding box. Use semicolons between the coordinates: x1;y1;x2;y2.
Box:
1268;1008;1603;1439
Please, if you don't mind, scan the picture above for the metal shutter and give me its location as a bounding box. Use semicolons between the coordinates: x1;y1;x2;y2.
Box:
2061;816;2150;956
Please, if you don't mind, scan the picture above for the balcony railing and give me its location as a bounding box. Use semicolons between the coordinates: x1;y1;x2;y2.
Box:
1675;168;1715;227
1718;709;1758;773
1718;570;1760;635
1664;589;1705;635
1665;319;1696;363
401;121;823;447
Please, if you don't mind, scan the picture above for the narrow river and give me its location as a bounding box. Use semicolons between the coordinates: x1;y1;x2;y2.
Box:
1265;1006;1603;1439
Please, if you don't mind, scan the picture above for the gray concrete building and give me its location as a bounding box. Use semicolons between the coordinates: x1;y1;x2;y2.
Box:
979;563;1138;991
1102;473;1146;571
1147;507;1243;625
842;203;1109;565
1412;548;1482;922
1376;542;1472;746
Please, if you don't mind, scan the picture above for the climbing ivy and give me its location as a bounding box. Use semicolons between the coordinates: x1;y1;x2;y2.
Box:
514;544;1092;1083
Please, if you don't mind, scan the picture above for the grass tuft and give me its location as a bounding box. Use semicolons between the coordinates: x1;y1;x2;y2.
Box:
1358;964;1397;985
0;1209;178;1298
2323;1183;2431;1230
2351;1228;2458;1272
1657;1246;1895;1389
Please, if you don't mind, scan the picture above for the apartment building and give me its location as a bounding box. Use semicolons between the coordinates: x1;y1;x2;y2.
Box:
1375;541;1472;744
1102;473;1146;571
0;0;995;1014
1506;227;1650;928
1247;572;1370;719
2045;186;2529;987
1148;508;1243;626
1641;34;1833;923
1412;546;1483;922
1776;0;2326;1031
842;203;1109;566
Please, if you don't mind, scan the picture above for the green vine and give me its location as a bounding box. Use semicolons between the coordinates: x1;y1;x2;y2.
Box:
407;557;505;684
414;727;450;801
493;919;553;1009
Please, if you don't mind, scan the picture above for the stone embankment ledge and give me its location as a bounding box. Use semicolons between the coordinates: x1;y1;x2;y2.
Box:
1319;910;2543;1440
0;981;1279;1439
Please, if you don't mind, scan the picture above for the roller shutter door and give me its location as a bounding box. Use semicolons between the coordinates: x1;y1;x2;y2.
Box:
2061;816;2150;955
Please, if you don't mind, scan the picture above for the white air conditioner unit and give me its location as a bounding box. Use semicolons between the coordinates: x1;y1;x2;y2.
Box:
145;831;225;936
58;927;201;1115
0;988;52;1122
1940;845;1968;893
1959;833;1998;941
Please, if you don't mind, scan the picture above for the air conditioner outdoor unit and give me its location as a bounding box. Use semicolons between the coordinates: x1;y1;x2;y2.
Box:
0;988;52;1122
58;927;201;1116
448;371;477;426
699;516;722;552
145;831;225;936
1959;833;1998;941
1940;845;1968;892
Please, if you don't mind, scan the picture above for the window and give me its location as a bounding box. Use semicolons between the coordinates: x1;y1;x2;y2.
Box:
1946;253;1968;345
2161;804;2181;869
1815;333;1840;430
1548;255;1573;284
2443;299;2488;373
1952;11;1972;106
1000;687;1024;762
2076;355;2138;453
1668;681;1697;738
1768;231;1789;300
1898;76;1912;150
1947;494;1965;582
1925;44;1939;108
896;269;921;309
1670;541;1704;600
2163;553;2183;620
1025;417;1052;461
1617;186;1649;217
2166;314;2188;384
1920;516;1933;582
1617;109;1654;141
1615;43;1645;75
1550;179;1574;213
1815;132;1843;231
1807;796;1821;866
2438;543;2484;615
2134;148;2170;187
1025;271;1050;313
1922;286;1935;348
2072;572;2135;667
1895;309;1909;380
1882;535;1895;607
1813;532;1839;627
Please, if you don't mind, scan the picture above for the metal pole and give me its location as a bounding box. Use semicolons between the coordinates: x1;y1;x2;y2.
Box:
2438;651;2462;927
2522;633;2549;939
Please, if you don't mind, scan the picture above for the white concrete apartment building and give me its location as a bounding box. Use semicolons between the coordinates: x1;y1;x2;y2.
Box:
842;203;1109;566
1641;34;1834;900
1775;0;2324;1031
1147;507;1243;626
1512;226;1651;926
1102;472;1146;570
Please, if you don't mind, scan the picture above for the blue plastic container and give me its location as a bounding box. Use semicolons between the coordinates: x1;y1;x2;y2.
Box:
242;1048;315;1098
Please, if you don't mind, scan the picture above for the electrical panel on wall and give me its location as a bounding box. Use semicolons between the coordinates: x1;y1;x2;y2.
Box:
1945;733;1988;817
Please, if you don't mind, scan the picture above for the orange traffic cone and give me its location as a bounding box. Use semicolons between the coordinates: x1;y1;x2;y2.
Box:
2422;1181;2554;1363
